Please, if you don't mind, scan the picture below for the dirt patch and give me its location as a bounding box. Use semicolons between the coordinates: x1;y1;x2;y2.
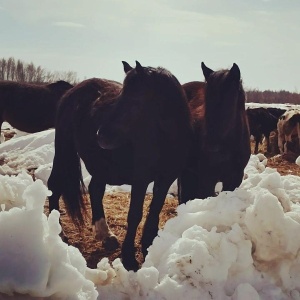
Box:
44;194;177;269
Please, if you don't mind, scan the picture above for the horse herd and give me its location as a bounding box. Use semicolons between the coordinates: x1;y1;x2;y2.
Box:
246;106;300;155
0;61;297;271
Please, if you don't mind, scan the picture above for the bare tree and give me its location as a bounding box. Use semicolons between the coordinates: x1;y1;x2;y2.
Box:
0;57;80;84
16;59;25;82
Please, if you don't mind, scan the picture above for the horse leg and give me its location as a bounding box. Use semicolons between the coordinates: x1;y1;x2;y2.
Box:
278;132;285;154
284;134;292;153
89;176;119;251
47;156;66;240
254;137;259;154
122;181;148;271
222;168;244;192
48;156;63;213
195;168;220;199
297;123;300;152
265;133;271;153
0;119;5;143
141;177;174;258
178;168;198;204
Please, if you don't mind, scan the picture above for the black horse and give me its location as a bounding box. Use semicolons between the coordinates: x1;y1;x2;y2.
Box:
0;80;73;133
48;61;192;270
246;107;286;154
178;62;251;203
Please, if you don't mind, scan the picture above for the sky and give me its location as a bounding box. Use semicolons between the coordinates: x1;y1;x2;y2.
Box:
1;0;300;92
1;105;300;299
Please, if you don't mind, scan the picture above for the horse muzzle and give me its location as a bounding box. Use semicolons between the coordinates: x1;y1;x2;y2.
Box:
97;128;117;150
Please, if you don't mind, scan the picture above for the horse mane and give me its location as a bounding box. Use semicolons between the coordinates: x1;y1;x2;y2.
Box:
152;66;191;120
123;65;190;119
205;68;246;110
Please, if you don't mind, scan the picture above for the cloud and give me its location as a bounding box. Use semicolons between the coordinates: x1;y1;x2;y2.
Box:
52;21;85;28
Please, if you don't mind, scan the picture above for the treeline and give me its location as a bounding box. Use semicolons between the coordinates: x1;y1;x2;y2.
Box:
1;57;300;104
246;89;300;104
0;57;79;84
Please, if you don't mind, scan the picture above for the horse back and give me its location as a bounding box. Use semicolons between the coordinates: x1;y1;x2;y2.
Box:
0;80;73;132
56;78;129;183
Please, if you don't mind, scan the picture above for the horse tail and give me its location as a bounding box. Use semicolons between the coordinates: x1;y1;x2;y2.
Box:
50;126;88;227
63;138;87;226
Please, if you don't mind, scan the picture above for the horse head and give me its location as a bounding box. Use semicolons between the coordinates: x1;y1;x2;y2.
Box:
97;61;189;151
202;62;245;150
97;61;163;150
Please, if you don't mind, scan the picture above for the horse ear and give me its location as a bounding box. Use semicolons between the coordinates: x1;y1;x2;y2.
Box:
122;61;133;74
201;62;214;81
135;61;144;73
229;63;241;82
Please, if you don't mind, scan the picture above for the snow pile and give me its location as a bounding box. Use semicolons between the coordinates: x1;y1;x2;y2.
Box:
0;127;300;299
0;172;98;299
93;155;300;300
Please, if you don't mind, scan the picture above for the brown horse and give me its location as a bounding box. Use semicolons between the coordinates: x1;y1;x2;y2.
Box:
178;62;250;203
47;61;192;270
0;80;73;133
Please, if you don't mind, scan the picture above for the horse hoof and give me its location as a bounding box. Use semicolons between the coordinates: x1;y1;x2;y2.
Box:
59;231;69;243
122;258;139;271
102;235;120;251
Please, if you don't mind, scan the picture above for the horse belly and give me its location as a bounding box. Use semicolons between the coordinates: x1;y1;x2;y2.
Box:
3;109;53;133
80;144;137;186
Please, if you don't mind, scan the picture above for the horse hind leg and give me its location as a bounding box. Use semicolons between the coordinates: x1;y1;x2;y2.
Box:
47;155;68;241
297;123;300;152
89;176;119;251
48;156;63;213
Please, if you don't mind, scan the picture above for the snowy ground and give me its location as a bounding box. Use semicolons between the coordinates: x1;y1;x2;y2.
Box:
246;102;300;110
0;118;300;299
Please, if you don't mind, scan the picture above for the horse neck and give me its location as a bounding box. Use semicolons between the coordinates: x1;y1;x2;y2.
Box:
204;89;246;143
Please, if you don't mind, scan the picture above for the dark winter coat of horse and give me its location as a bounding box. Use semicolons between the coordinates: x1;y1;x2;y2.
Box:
178;62;251;204
246;107;286;154
0;80;73;134
48;61;192;271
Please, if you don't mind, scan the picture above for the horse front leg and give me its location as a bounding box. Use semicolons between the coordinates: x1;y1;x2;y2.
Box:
222;168;244;192
122;181;148;271
89;176;119;251
284;134;292;153
254;137;259;154
0;120;4;143
178;167;198;204
141;177;175;259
